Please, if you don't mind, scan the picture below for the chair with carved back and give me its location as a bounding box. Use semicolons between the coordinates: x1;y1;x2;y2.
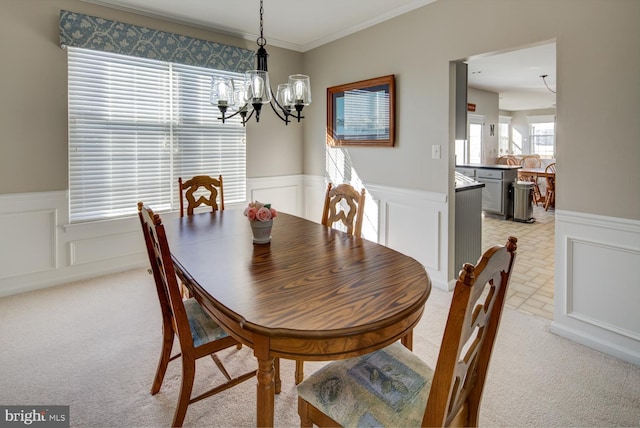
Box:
177;174;224;298
544;162;556;211
297;236;518;428
505;157;520;165
519;157;544;205
178;175;224;217
321;182;366;237
292;183;367;386
497;155;517;165
521;155;542;169
138;202;258;427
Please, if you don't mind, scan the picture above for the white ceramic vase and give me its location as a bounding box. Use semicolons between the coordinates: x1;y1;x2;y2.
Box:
250;219;273;244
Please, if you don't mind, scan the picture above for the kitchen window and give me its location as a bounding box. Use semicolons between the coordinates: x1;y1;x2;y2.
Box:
528;115;556;158
67;47;246;223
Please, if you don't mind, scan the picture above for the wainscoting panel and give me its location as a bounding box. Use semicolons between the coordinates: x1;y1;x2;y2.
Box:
70;231;144;266
247;175;305;217
552;210;640;365
385;201;440;272
0;191;66;296
567;238;640;341
0;209;57;279
303;175;327;223
367;183;449;290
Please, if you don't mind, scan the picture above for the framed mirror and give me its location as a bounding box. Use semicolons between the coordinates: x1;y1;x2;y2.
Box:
327;75;395;147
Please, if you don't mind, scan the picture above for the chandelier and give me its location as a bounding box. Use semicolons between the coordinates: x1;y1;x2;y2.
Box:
209;0;312;126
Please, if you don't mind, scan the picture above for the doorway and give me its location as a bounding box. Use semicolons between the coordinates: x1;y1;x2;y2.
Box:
455;114;484;164
453;40;557;319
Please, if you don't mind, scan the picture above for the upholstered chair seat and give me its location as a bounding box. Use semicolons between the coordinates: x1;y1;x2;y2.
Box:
297;342;434;427
183;298;228;347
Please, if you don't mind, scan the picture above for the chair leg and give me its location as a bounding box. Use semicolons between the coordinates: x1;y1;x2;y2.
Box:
532;184;543;206
544;191;554;211
275;358;282;394
298;397;313;428
151;325;174;395
172;357;196;428
211;353;232;381
295;360;304;385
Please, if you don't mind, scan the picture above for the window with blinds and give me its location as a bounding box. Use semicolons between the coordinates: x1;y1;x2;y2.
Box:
67;47;246;223
528;115;556;158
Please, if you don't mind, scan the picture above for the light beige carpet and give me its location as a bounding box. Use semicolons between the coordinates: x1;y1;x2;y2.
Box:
0;268;638;427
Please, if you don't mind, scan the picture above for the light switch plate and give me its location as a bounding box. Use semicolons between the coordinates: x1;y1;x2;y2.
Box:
432;144;441;159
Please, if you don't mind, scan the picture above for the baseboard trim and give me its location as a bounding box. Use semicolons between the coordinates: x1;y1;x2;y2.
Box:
550;321;640;366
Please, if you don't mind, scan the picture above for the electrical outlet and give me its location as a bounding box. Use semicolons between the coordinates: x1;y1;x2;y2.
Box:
432;144;441;159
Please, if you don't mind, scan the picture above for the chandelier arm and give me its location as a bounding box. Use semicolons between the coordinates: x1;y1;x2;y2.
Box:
218;108;242;120
242;108;255;125
269;87;292;122
268;100;291;124
217;104;254;126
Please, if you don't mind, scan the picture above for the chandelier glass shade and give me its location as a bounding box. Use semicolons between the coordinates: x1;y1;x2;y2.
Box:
210;0;311;126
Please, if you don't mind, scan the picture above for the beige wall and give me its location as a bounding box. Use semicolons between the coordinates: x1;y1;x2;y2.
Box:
0;0;304;195
302;0;640;221
2;0;638;220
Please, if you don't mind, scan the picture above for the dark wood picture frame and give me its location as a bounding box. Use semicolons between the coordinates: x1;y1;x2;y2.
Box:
327;75;395;147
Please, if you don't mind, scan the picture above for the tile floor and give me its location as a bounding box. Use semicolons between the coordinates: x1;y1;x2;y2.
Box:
481;204;555;320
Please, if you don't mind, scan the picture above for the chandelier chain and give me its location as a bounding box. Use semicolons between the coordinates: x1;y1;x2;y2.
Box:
257;0;266;47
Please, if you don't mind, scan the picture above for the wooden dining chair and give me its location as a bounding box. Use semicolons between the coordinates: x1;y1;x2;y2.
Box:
497;155;517;165
297;236;518;428
177;174;224;297
520;155;542;169
178;175;224;217
320;183;366;237
506;157;520;165
137;202;257;427
292;183;367;385
544;162;556;211
519;157;544;205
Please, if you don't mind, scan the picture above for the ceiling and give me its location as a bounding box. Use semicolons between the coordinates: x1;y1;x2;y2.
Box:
83;0;556;111
84;0;438;52
466;43;556;112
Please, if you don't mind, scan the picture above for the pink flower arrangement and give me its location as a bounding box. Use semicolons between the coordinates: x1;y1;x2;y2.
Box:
243;201;277;222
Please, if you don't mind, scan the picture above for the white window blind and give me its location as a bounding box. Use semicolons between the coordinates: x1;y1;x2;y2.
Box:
67;47;246;223
342;89;390;139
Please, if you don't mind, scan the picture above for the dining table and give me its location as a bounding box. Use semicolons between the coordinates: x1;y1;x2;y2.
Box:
517;166;555;181
163;210;432;427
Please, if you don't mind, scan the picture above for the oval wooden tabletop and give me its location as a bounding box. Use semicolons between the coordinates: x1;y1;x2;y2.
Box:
165;211;431;342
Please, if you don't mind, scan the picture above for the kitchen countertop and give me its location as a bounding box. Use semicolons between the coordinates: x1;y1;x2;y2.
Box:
456;164;522;170
454;172;485;192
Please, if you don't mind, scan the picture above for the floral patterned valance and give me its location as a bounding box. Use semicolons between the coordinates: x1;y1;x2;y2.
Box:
59;10;255;73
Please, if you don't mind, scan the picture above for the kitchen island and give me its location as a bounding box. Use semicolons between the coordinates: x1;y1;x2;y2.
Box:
454;173;485;277
456;164;520;219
